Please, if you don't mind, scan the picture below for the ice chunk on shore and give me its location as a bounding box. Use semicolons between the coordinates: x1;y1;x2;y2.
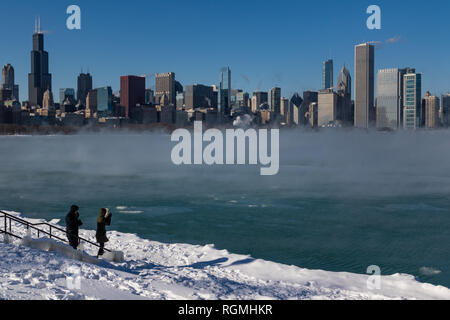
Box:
21;236;99;264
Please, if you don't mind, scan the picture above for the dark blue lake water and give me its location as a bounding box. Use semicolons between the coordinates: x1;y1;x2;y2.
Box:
0;130;448;288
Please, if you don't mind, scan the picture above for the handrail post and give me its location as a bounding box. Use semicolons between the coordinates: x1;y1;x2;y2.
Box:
49;225;52;239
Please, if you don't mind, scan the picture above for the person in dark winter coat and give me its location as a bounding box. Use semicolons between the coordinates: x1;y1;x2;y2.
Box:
65;205;83;249
96;208;112;257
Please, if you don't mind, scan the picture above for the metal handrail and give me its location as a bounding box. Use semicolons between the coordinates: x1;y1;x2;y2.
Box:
0;210;110;252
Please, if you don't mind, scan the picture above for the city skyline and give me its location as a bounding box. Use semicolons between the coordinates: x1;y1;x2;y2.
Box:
2;18;450;131
1;1;450;102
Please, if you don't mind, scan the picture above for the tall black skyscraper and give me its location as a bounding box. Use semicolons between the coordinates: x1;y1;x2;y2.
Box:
218;67;231;115
322;59;333;89
298;91;318;126
28;18;52;107
77;73;93;104
2;64;19;100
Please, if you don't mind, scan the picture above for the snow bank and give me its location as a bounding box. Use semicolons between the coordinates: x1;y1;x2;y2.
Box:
102;250;125;263
20;236;100;264
0;211;449;300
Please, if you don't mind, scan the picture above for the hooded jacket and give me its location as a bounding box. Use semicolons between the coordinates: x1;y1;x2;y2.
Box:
96;208;112;243
65;205;82;237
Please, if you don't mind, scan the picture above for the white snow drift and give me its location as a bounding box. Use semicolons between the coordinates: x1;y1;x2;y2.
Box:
0;211;449;300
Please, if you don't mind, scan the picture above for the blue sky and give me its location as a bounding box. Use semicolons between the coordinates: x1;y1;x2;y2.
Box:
2;0;450;102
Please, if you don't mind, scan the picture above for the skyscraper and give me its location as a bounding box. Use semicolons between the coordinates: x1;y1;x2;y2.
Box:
236;92;249;108
421;98;427;128
322;59;333;89
376;68;401;130
397;68;415;127
299;91;318;126
354;43;375;128
337;65;351;97
2;64;19;100
289;93;303;125
85;89;98;117
0;89;12;103
337;65;352;124
77;73;93;104
28;18;52;107
280;98;290;122
318;89;338;127
252;91;268;113
218;67;231;115
230;89;242;107
185;84;216;110
269;87;281;115
42;89;54;110
175;81;183;97
176;92;185;109
97;86;112;113
441;94;450;127
308;102;318;128
403;72;422;130
425;91;440;129
145;89;154;105
155;72;176;106
120;75;145;118
59;88;75;104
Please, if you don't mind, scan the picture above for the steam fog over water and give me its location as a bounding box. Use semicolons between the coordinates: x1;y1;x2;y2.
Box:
0;130;449;287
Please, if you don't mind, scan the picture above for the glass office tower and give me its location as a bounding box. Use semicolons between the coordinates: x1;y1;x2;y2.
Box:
218;67;231;116
97;86;112;112
376;69;400;130
403;73;422;130
322;59;333;90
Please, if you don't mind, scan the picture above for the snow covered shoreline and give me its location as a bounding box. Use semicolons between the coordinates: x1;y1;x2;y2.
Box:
0;211;449;300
